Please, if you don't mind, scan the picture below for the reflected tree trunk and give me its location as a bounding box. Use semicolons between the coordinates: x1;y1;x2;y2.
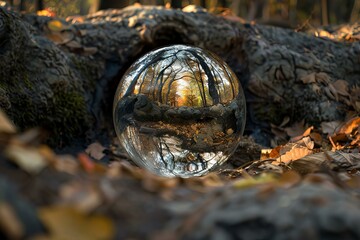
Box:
99;0;130;10
171;0;182;8
230;0;241;16
350;0;360;23
36;0;43;11
19;0;25;11
321;0;329;25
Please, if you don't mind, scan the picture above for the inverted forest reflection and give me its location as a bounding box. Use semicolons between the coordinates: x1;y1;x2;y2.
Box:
114;45;246;177
121;47;239;107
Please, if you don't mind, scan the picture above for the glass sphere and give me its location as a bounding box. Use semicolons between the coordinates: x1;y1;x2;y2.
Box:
113;45;246;177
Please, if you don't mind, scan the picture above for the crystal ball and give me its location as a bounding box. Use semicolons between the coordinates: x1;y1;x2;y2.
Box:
113;45;246;177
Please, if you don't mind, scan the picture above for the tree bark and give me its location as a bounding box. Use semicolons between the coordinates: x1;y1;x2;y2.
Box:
0;5;359;147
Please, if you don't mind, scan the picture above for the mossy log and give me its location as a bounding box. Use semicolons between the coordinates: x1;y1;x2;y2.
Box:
0;5;359;147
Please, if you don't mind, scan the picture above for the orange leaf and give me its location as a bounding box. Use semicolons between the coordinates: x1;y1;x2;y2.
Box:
309;132;323;145
338;117;360;135
302;126;314;137
269;146;281;158
276;147;313;164
47;20;67;32
77;153;95;173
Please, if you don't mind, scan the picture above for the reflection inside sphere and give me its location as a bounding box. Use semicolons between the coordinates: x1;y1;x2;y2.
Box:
114;45;246;177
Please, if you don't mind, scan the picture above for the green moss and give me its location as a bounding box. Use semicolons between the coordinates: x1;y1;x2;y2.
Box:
70;55;98;90
47;90;90;144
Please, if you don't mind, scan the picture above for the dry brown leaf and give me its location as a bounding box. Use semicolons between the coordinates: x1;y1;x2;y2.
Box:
326;83;339;101
315;72;330;84
85;142;106;161
338;117;360;135
284;120;305;138
321;121;342;135
260;149;272;160
300;73;316;84
302;126;314;137
309;132;323;145
326;151;360;167
289;154;326;174
332;80;349;97
0;202;23;239
0;109;16;133
302;136;315;149
276;146;313;164
269;146;281;158
5;145;47;174
47;20;69;32
38;206;114;240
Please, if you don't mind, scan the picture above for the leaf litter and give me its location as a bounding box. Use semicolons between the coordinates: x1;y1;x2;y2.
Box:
0;109;359;239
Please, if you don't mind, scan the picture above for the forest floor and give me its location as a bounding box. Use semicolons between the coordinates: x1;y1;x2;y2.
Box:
0;3;360;239
0;110;359;239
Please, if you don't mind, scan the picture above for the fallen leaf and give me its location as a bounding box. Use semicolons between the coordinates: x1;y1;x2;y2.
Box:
5;145;47;174
300;72;316;84
38;206;114;240
0;109;16;133
269;146;281;158
47;20;69;32
302;126;314;137
0;202;23;239
77;153;95;173
37;8;56;17
276;147;313;164
260;149;272;160
85;142;106;161
321;121;342;135
332;80;349;97
315;72;330;84
338;117;360;135
284;120;305;137
309;132;323;145
302;136;315;149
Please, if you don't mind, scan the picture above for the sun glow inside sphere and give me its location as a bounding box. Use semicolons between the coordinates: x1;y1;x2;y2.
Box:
113;45;246;177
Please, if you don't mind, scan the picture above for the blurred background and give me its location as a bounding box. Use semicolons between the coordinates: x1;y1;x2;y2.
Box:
2;0;360;28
